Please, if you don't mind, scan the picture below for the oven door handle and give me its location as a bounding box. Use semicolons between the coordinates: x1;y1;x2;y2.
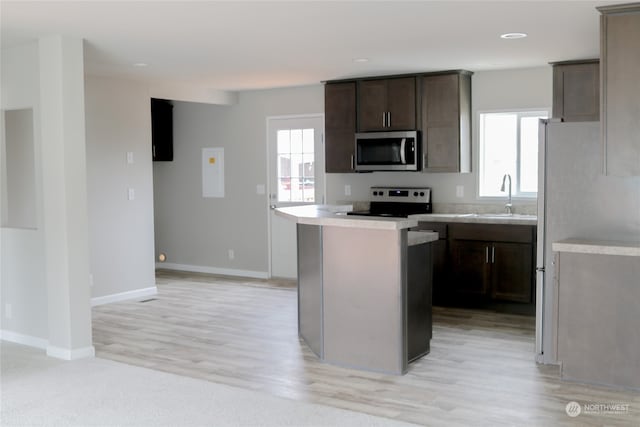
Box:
400;138;406;164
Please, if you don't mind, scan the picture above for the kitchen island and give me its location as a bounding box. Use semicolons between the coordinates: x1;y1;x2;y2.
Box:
275;205;438;375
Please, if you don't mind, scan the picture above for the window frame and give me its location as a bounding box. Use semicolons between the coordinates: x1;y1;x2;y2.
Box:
477;108;549;200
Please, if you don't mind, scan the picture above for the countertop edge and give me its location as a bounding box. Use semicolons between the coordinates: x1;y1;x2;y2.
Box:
275;205;417;230
408;231;439;246
552;239;640;257
410;213;537;226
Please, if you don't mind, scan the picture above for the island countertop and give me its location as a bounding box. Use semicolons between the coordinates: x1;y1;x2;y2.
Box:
410;213;537;226
275;204;419;230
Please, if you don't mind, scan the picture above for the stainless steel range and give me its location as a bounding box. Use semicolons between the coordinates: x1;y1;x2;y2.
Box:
347;186;432;217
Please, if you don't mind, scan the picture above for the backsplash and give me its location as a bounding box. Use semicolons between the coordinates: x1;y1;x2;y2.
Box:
433;203;537;215
336;201;537;216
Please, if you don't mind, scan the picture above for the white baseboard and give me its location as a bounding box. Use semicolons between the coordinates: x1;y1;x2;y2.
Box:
47;345;95;360
157;262;269;279
0;330;48;349
91;286;158;307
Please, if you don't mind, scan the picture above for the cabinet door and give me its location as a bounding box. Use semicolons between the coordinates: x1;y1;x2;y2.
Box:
386;77;416;130
151;98;173;161
421;73;471;173
325;82;356;173
449;240;490;298
358;80;387;131
600;5;640;176
491;242;533;303
552;62;599;122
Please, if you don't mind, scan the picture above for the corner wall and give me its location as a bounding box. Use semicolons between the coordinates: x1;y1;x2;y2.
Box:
84;76;157;304
153;85;323;275
0;42;48;344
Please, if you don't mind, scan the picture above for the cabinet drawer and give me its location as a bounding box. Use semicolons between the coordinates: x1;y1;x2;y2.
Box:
413;222;447;239
449;223;534;243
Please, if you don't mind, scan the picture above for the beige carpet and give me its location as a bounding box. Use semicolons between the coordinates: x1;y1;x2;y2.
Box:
1;342;416;427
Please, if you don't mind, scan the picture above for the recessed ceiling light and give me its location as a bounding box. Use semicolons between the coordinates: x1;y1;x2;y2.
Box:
133;62;148;67
500;33;527;39
353;58;369;63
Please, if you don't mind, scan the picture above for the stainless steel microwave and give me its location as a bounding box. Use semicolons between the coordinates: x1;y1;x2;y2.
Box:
354;131;420;171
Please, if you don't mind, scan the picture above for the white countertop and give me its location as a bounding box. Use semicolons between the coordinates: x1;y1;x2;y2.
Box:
276;205;538;229
411;213;538;226
275;205;418;230
552;238;640;257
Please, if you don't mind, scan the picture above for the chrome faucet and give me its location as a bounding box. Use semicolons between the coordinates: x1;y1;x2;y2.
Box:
501;174;513;214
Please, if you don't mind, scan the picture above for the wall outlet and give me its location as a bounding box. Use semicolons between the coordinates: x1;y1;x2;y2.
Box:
128;188;135;200
126;151;134;164
456;185;464;198
5;303;12;319
344;185;351;196
228;249;235;260
256;184;265;195
89;273;94;287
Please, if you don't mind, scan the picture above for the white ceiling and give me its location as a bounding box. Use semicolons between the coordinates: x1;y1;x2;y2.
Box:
1;1;616;92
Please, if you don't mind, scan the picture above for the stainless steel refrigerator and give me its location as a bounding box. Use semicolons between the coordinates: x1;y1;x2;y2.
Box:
536;119;640;364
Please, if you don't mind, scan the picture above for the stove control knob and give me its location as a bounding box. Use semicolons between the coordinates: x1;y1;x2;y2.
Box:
372;191;377;196
413;191;419;196
420;192;425;197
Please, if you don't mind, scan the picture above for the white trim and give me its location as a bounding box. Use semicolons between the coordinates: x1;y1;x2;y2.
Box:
265;114;325;279
91;286;158;307
157;262;269;279
46;345;95;360
0;330;48;349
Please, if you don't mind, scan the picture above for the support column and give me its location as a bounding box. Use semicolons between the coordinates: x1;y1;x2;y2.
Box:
39;35;94;359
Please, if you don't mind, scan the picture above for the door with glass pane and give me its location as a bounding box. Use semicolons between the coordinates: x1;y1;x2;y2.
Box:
268;115;324;279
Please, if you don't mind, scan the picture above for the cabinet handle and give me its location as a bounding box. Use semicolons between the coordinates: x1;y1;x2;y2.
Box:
382;112;386;128
491;246;495;263
350;154;354;170
152;145;156;158
387;112;391;128
486;246;489;264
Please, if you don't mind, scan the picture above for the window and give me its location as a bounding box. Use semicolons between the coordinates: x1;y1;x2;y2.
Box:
478;110;548;198
277;128;315;203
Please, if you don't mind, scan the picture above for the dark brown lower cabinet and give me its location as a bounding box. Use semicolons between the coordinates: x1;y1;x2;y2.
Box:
416;222;536;308
449;240;490;298
448;224;535;304
491;242;534;303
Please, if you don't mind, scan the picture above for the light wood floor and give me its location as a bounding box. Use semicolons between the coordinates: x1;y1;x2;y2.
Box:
92;270;639;426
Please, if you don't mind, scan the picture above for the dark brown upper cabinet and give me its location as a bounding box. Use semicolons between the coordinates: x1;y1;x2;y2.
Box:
357;77;416;131
151;98;174;161
551;59;600;122
598;3;640;176
324;82;357;173
420;72;472;173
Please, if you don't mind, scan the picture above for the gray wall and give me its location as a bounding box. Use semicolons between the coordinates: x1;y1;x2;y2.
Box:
326;67;552;210
85;76;156;300
0;42;48;343
2;109;36;229
154;67;550;275
153;85;323;275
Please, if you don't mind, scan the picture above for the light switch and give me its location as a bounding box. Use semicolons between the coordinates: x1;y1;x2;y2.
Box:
126;152;134;164
128;188;135;200
345;185;352;196
456;185;464;198
256;184;266;195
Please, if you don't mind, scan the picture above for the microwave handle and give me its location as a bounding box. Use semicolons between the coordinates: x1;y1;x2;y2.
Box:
400;138;406;164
